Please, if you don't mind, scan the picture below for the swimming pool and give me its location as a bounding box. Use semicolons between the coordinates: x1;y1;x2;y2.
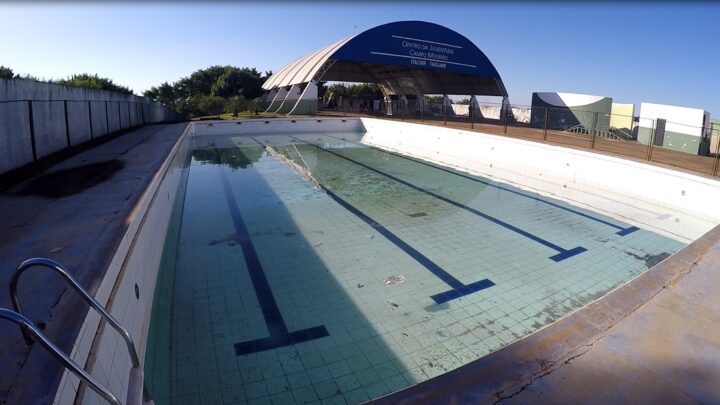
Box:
143;129;685;404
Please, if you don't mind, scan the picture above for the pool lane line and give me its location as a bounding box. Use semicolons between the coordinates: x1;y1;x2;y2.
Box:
287;136;587;262
321;134;639;237
218;162;329;356
252;138;495;305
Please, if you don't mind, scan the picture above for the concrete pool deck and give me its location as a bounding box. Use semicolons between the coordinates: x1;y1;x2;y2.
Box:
0;122;187;404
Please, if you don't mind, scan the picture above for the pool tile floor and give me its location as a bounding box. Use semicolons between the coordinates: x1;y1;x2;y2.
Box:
146;132;686;405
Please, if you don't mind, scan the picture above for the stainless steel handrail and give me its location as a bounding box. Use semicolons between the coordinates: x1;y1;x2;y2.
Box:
0;308;121;405
9;257;140;368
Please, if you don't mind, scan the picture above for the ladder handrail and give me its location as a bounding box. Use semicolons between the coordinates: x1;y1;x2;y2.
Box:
9;258;140;368
0;308;121;405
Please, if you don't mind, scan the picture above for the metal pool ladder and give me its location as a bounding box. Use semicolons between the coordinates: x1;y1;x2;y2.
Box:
1;258;147;405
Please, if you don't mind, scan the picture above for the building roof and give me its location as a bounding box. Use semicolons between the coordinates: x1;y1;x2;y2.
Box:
262;21;508;97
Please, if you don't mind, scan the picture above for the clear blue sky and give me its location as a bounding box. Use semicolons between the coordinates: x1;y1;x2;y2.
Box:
2;3;719;114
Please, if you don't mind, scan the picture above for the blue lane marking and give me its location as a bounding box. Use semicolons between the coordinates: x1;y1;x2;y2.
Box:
319;178;495;305
323;134;639;237
430;279;496;305
253;138;494;305
219;163;329;356
289;136;586;262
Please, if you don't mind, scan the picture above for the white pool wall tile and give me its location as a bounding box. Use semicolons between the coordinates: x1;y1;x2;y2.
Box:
361;117;720;242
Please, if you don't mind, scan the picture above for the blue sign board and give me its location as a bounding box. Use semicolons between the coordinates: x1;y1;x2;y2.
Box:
332;21;501;79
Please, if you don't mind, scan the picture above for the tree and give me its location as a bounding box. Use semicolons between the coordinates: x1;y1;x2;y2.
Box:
211;66;264;99
143;65;270;118
0;66;14;80
53;73;132;94
197;95;226;116
225;95;247;117
144;82;175;106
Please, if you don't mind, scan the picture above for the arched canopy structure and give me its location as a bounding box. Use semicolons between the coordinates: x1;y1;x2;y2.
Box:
263;21;507;114
263;21;508;97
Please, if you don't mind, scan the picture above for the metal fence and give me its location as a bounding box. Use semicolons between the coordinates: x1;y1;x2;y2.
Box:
315;100;720;178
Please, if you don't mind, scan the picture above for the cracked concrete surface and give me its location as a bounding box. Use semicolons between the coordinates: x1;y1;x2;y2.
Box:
0;123;187;404
373;225;720;404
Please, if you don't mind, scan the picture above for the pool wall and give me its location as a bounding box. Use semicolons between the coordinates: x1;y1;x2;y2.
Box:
360;118;720;241
48;116;720;403
191;117;364;136
52;124;192;405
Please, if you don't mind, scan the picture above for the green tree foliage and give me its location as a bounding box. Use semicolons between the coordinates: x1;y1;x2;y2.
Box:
144;65;270;117
225;95;247;117
324;82;383;98
0;65;14;80
0;67;130;94
425;95;444;102
196;95;226;116
53;73;132;94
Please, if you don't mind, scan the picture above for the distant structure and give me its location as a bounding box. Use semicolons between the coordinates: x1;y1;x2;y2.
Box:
609;102;635;136
530;92;613;132
260;21;509;115
636;102;711;155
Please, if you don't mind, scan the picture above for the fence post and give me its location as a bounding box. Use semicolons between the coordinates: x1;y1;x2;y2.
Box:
713;138;720;176
471;104;474;130
503;107;508;135
401;101;404;121
590;111;598;149
543;107;548;140
64;100;71;147
646;119;656;161
88;101;94;140
444;102;447;126
117;101;122;129
421;101;424;123
27;101;37;162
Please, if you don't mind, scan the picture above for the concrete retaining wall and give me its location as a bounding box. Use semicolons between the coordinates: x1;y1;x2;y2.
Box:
0;78;181;175
66;101;92;146
0;102;33;173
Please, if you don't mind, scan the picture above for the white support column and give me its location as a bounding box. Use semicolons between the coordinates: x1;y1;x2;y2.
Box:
417;95;427;113
501;96;512;121
275;84;302;115
266;87;288;113
470;95;481;119
384;95;393;116
258;89;277;110
288;82;318;115
443;95;453;116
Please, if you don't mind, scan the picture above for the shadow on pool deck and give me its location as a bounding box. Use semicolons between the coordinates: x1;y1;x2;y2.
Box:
14;160;125;198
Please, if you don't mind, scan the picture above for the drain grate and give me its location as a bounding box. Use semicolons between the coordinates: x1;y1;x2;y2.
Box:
407;212;428;218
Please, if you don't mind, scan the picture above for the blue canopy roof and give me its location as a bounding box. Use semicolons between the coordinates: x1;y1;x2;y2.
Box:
263;21;508;97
